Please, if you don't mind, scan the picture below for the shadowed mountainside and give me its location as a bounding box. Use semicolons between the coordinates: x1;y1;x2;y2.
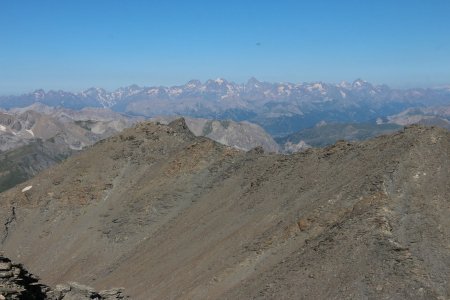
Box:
0;119;449;299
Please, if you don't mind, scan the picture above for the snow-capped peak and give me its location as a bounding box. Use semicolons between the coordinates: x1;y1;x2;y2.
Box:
215;78;225;85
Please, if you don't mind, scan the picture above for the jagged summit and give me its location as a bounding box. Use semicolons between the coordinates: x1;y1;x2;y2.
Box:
0;125;449;299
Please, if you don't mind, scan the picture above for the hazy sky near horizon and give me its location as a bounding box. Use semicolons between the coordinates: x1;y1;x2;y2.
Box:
0;0;449;94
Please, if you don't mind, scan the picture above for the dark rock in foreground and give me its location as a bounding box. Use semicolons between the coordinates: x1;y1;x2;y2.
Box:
0;254;127;300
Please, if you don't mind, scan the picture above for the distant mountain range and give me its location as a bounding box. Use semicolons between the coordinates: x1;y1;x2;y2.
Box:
2;78;450;136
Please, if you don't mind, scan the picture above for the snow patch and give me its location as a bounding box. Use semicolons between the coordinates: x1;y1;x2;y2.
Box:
22;185;33;192
147;88;159;95
169;88;183;96
26;129;34;136
0;125;6;132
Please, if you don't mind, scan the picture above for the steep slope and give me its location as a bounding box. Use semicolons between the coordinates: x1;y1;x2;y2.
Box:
0;121;449;299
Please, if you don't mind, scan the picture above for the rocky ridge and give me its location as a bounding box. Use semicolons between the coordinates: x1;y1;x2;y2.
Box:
0;105;279;193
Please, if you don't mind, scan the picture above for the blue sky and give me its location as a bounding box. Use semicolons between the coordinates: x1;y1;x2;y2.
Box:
0;0;449;94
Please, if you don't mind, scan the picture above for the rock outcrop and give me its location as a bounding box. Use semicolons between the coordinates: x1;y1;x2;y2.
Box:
0;254;127;300
151;116;280;152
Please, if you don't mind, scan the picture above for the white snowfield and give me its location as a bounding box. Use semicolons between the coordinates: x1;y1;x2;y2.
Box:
0;125;6;132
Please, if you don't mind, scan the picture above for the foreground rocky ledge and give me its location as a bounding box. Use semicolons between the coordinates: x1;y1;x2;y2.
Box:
0;254;127;299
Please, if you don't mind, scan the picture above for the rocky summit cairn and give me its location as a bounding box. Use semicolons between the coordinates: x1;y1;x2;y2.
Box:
0;254;127;300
